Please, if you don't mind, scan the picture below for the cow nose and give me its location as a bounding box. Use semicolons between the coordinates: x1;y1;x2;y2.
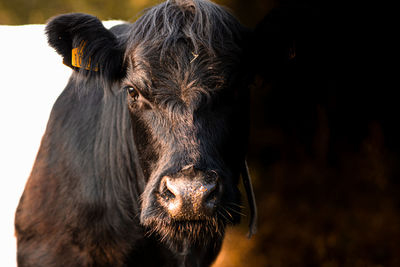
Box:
159;172;219;220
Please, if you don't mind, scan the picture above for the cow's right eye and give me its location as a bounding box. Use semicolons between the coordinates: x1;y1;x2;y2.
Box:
126;86;140;101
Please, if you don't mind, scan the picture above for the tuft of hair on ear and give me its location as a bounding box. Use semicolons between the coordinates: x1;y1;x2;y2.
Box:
45;13;125;84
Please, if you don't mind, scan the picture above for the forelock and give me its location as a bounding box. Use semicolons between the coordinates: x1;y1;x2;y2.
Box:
125;0;245;59
122;0;247;111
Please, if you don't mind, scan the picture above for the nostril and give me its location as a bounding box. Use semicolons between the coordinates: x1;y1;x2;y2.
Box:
201;181;219;209
204;187;217;203
161;187;175;201
206;170;219;183
160;177;176;201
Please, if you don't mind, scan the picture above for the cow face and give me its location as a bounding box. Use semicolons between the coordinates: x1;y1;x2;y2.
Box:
123;2;248;247
45;0;249;249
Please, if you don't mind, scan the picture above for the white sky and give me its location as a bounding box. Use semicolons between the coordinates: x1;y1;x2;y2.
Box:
0;21;121;266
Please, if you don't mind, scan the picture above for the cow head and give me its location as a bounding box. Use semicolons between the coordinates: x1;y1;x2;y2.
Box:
46;0;256;251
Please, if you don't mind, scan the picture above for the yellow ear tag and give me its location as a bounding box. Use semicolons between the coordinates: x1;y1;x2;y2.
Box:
71;41;99;71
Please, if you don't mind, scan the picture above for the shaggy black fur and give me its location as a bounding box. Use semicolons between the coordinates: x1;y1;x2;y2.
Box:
15;0;249;266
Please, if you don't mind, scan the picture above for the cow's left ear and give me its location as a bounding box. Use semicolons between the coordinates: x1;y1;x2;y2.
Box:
45;13;125;81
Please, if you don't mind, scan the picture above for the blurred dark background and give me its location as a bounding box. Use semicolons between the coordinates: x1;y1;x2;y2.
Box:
2;0;397;266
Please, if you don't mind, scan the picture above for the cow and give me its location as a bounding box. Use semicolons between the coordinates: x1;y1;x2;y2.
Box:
14;0;256;266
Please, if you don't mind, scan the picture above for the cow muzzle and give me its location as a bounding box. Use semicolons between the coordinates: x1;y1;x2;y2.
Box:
158;167;220;220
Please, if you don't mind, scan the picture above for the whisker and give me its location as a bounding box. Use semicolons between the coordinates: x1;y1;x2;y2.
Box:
221;206;234;220
227;202;245;209
227;206;247;217
217;210;230;223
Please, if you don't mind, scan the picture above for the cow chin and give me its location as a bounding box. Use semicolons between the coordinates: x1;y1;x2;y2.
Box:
142;214;226;248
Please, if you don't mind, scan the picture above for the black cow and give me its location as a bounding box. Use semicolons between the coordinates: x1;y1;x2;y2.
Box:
14;0;256;266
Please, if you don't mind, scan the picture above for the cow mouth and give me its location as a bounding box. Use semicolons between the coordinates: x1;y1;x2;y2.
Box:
140;171;243;245
143;214;227;246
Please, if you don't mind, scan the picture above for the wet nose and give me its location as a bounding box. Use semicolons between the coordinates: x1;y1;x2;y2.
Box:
159;171;219;220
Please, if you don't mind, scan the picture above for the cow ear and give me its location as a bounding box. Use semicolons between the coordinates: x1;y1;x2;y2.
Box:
45;13;125;81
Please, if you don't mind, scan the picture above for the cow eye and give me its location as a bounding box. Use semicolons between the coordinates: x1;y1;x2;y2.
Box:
126;86;140;101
